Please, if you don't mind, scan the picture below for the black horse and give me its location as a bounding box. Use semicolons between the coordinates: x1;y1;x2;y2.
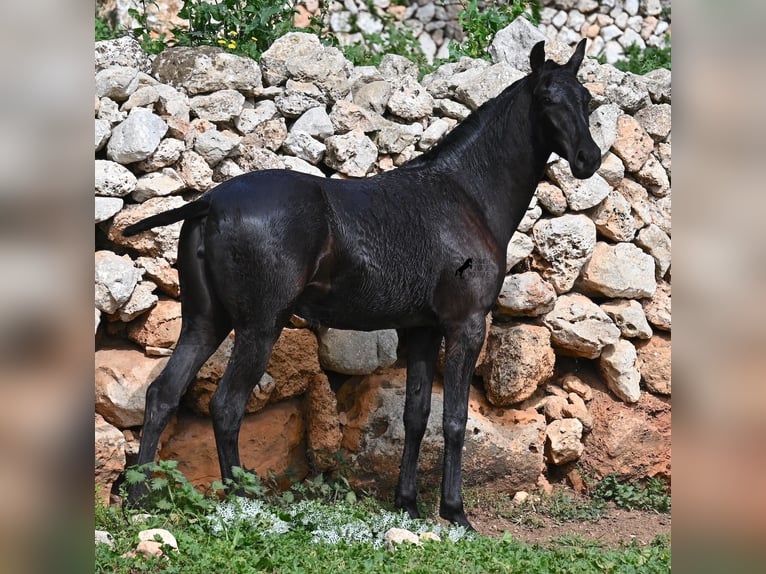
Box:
123;40;600;529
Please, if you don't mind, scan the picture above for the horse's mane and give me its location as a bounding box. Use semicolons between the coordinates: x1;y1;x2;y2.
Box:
403;74;530;169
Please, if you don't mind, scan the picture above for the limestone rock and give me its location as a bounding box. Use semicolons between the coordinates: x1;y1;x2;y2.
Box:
536;181;568;216
586;188;637;242
635;154;670;196
127;298;182;350
275;79;325;118
330;100;380;133
95;413;126;503
419;117;454;150
353;80;392;115
305;373;343;470
158;400;308;492
189;89;245;123
194;129;241;167
634;103;672;141
454;63;524;110
337;371;546;493
546;159;611;211
95;160;137;197
579;242;657;298
506;231;534;272
318;329;398;375
132;168;185;202
95;347;169;428
282;131;326;164
95;118;111;151
118;281;158;322
234;100;279;134
642;279;671;331
612;114;653;172
107;108;168;164
285;46;352;103
95;36;152;73
95;66;139;101
324;130;378;176
635;224;671;278
599;339;642;403
480;323;555;406
95;251;143;314
597;152;625;187
178;150;215;192
260;32;323;86
291;106;335;141
560;373;593;401
635;333;671;395
600;299;652;339
589;104;622;157
135;256;180;298
151;46;262;95
563;393;593;433
489;18;547;73
494;272;556;318
543;293;621;358
532;214;596;294
137;138;186;172
385;528;421;549
386;76;434;121
545;418;584;465
95;196;124;223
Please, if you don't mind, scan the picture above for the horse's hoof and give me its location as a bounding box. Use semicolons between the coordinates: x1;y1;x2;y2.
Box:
439;505;475;531
394;497;421;520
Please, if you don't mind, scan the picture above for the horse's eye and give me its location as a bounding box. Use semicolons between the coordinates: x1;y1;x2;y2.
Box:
541;96;553;105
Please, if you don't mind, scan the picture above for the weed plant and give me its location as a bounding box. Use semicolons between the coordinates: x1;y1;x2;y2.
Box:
97;463;670;573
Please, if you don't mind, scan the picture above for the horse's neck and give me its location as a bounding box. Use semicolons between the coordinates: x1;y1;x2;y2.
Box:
445;88;549;248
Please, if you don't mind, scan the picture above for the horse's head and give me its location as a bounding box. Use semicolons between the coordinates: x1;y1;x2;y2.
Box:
530;39;601;179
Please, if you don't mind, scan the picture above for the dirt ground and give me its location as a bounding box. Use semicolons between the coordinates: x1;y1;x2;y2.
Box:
465;485;671;548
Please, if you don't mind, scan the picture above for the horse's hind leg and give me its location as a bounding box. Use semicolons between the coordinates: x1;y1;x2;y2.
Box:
127;219;230;505
395;326;442;518
209;324;282;484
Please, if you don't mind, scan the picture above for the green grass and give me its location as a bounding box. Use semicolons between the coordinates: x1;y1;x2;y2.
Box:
592;475;671;513
611;41;671;75
97;464;670;573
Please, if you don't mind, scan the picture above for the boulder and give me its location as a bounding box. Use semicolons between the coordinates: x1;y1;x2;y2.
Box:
505;231;534;272
600;299;652;339
612;114;653;172
95;159;137;198
532;214;596;294
642;279;671;332
337;370;546;493
158;400;309;491
94;251;143;315
189;89;245;123
578;242;657;298
318;329;398;375
95;347;169;428
543;293;621;358
586;188;637;242
599;339;642;403
260;32;323;86
324;130;378;176
305;373;343;470
95;197;123;223
106;108;168;164
454;63;525;110
479;323;555;406
95;414;126;503
489;18;547;73
108;196;187;264
386;76;434;121
95;36;152;73
635;333;671;395
545;418;584;465
151;46;262;95
546;159;611;211
127;298;182;350
494;272;557;318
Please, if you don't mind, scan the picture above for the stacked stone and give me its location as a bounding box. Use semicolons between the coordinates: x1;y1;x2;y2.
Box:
94;21;670;498
538;0;671;64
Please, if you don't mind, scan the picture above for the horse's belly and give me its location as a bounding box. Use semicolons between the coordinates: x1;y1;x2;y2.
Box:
293;284;435;331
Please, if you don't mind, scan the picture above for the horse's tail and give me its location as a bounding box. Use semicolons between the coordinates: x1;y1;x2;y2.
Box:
122;199;210;237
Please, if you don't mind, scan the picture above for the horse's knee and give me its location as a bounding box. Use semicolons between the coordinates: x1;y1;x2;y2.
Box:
443;415;467;444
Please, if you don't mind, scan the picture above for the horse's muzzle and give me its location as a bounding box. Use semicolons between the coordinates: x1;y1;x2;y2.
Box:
570;143;602;179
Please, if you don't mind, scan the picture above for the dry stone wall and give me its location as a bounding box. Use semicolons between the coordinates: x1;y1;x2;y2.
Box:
94;21;670;501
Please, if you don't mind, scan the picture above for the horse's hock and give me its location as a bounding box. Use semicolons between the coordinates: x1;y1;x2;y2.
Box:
94;27;670;501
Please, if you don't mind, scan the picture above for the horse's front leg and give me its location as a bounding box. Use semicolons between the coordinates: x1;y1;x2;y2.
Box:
440;313;486;530
395;326;442;518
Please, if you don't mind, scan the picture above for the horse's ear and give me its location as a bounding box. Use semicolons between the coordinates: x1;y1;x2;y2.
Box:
566;39;587;71
530;41;545;73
